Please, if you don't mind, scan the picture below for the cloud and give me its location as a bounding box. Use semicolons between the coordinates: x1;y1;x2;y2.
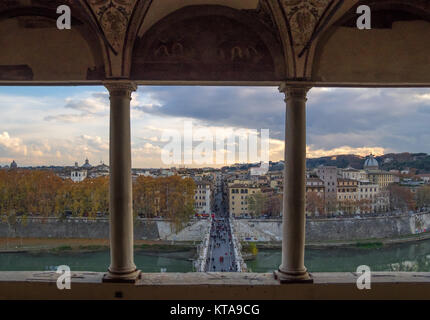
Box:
77;135;109;152
132;142;164;167
0;88;111;166
268;139;385;162
307;88;430;153
64;94;108;114
44;114;97;123
0;86;429;167
44;91;109;123
306;145;385;158
133;86;284;136
0;131;28;156
0;133;110;167
132;86;430;155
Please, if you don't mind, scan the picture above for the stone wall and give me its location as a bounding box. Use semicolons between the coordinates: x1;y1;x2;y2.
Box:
0;217;210;242
233;212;430;243
3;213;429;243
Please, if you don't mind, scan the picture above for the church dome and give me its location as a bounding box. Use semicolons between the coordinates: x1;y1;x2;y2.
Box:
82;158;92;169
364;154;379;170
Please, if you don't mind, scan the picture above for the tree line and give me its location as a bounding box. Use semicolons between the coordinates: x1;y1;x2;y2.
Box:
247;192;282;217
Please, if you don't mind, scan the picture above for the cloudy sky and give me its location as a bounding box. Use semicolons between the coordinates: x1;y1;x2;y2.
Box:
0;86;429;168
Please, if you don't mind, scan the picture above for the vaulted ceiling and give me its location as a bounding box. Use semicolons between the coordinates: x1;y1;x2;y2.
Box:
0;0;429;86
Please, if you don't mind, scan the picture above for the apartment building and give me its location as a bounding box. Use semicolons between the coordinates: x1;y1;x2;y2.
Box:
357;181;380;213
194;181;212;214
315;166;338;212
367;171;395;189
228;183;261;217
337;178;359;214
306;177;325;194
341;167;368;181
305;177;325;216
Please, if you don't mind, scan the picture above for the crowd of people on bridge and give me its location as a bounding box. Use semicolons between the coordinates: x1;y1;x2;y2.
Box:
205;217;238;272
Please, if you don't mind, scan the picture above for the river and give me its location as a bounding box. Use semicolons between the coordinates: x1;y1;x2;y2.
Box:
247;239;430;273
1;239;430;272
0;250;193;272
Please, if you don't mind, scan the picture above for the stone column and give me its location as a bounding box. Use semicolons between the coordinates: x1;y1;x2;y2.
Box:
275;84;312;283
104;81;140;282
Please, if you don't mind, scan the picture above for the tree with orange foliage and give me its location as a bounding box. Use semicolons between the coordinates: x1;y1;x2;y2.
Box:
133;175;195;231
133;176;160;218
357;198;373;214
306;192;325;217
388;184;416;212
0;170;195;231
417;186;430;209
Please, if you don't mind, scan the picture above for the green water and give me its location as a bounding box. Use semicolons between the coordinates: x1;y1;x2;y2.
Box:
247;239;430;273
1;239;430;273
0;250;193;273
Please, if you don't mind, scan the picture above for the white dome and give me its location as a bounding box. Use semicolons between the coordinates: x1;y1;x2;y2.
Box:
364;154;379;169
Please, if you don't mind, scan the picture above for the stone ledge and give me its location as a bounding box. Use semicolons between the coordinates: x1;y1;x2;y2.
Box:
1;271;430;285
0;272;430;299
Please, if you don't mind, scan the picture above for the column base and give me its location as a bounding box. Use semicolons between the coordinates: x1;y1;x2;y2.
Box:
274;269;313;284
103;269;142;283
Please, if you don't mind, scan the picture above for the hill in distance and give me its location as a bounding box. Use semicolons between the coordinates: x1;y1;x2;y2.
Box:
306;152;430;173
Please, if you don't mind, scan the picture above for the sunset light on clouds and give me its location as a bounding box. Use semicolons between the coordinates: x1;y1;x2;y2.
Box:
0;86;428;167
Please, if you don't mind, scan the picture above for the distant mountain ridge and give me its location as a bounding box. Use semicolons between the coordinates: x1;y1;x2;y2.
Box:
306;152;430;173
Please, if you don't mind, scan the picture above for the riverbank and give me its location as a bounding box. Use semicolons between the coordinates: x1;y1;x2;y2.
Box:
245;238;430;272
0;217;210;242
0;248;195;273
241;230;430;257
233;212;430;243
0;238;197;255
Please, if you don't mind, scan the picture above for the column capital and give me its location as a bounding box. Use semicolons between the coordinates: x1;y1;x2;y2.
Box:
278;84;311;101
104;81;137;99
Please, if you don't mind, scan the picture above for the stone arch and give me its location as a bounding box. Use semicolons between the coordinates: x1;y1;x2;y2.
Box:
0;6;106;82
121;0;153;78
312;0;430;85
130;5;285;83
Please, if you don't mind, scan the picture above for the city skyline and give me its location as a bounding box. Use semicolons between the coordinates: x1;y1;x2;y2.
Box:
0;86;429;168
4;152;428;170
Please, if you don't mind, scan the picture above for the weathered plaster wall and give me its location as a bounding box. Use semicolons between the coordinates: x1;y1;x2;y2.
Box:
313;21;430;84
233;212;430;242
0;18;102;81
